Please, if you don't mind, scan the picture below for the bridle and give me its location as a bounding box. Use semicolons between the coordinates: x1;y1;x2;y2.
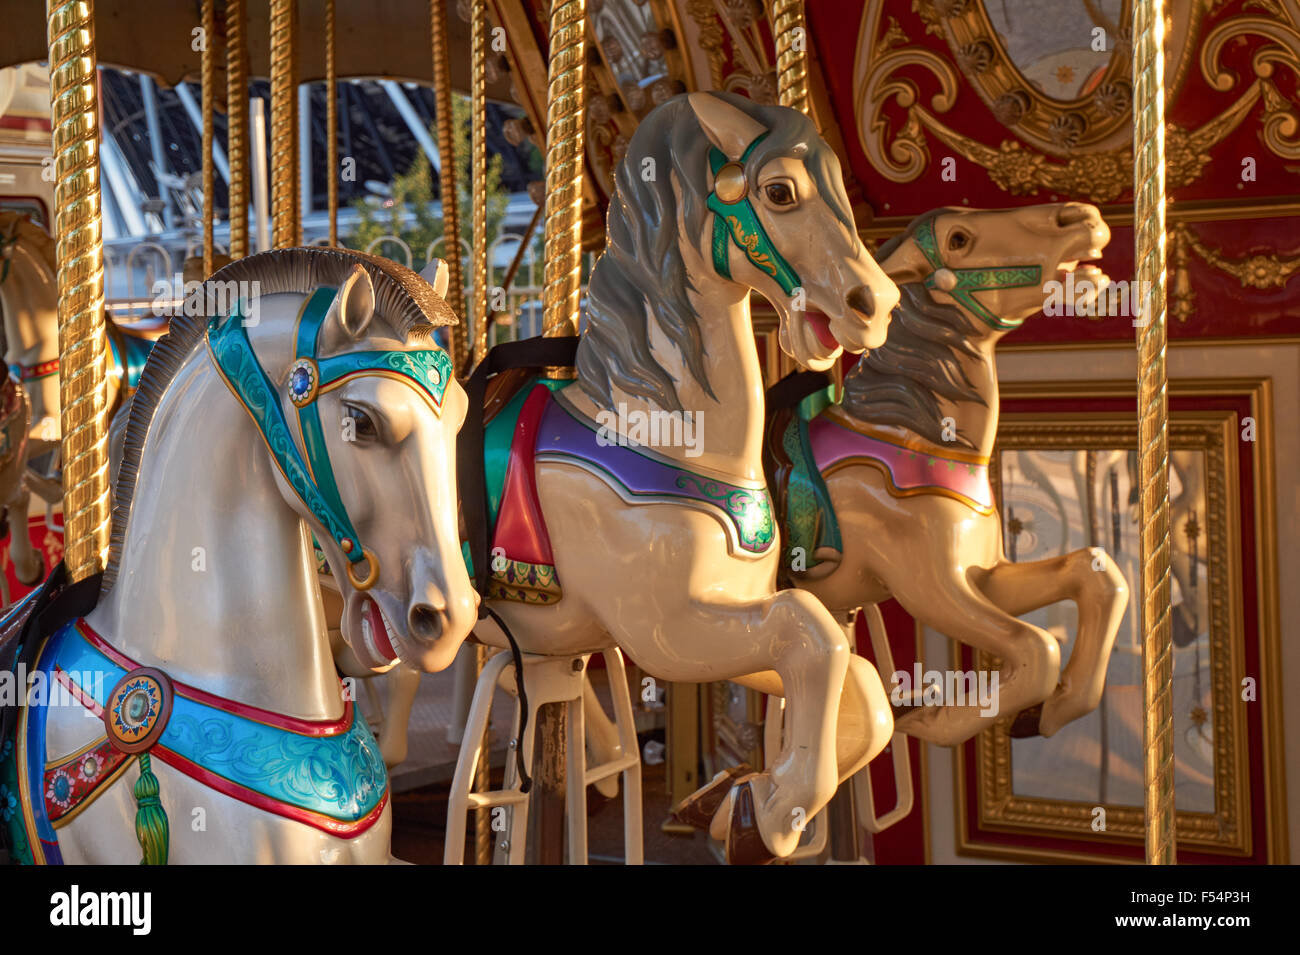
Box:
707;132;802;297
911;216;1041;331
206;284;453;591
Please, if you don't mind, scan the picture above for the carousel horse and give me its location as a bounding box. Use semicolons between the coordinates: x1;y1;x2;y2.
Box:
755;203;1130;747
0;211;166;585
464;91;901;864
0;247;477;863
0;372;40;604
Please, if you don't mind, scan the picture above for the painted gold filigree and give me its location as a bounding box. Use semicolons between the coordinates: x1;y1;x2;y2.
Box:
1171;222;1300;327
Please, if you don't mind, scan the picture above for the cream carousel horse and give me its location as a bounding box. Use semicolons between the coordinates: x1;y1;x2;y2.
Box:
755;204;1130;747
0;247;477;863
0;211;164;586
0;372;37;605
466;91;900;864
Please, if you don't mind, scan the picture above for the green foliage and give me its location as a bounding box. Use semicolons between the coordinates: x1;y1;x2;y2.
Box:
348;95;521;272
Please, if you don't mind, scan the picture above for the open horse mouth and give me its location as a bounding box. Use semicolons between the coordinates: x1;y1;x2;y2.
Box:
804;310;839;351
358;595;403;668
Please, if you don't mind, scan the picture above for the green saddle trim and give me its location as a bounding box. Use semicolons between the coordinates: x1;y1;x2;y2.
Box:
783;388;841;570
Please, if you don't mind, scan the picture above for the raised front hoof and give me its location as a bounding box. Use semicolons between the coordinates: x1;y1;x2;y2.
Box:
723;779;777;866
669;762;752;831
14;555;44;587
1008;703;1044;738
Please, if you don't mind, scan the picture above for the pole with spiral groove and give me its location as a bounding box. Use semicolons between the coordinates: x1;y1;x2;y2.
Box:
541;0;586;377
227;0;250;259
269;0;300;249
201;0;215;276
1132;0;1176;866
471;0;489;365
46;0;111;582
431;0;467;370
772;0;808;115
326;0;338;248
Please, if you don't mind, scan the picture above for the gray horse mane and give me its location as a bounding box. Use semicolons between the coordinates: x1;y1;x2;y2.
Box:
841;211;990;452
576;91;854;412
102;247;456;593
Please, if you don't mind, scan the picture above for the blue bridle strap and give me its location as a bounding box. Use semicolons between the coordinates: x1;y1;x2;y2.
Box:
206;285;453;589
707;133;803;297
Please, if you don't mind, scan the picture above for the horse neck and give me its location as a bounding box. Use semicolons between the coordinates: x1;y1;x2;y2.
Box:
950;340;1000;458
1;244;62;428
84;346;342;721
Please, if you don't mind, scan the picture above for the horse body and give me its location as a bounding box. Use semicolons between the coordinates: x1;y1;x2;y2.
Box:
471;92;901;862
784;203;1130;745
8;248;475;863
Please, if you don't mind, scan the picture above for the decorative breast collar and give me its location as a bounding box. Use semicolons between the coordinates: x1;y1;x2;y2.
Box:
15;618;387;864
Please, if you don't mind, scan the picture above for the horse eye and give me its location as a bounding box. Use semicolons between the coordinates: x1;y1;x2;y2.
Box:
765;182;795;206
948;230;970;251
343;404;378;439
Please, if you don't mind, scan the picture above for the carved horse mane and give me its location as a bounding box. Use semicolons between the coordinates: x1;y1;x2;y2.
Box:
0;211;57;273
577;90;857;413
104;247;457;592
841;210;990;453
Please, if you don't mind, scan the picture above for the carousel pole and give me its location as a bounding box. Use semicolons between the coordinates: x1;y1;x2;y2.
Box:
45;0;111;582
326;0;338;247
227;0;250;259
269;0;300;248
201;0;216;276
1132;0;1176;865
540;0;586;377
525;0;587;864
431;0;467;370
468;0;493;866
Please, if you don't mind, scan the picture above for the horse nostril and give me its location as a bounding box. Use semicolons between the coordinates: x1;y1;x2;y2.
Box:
1056;204;1091;227
408;604;443;643
847;285;875;318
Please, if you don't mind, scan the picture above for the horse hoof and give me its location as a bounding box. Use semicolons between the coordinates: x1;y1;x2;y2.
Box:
724;779;777;866
669;762;752;831
1009;703;1044;738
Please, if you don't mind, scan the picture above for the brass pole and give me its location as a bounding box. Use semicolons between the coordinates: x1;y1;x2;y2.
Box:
541;0;586;377
470;0;488;365
269;0;300;248
201;0;216;276
326;0;338;247
431;0;467;368
46;0;111;581
772;0;808;115
1133;0;1176;865
227;0;250;259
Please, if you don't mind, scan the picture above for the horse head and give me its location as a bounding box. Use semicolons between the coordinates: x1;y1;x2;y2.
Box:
877;202;1111;335
200;250;478;674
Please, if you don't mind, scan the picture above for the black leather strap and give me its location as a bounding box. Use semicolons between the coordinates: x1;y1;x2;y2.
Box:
765;369;832;414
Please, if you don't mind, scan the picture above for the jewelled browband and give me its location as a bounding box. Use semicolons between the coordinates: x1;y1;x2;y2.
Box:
707;132;802;297
912;218;1042;331
206;285;453;590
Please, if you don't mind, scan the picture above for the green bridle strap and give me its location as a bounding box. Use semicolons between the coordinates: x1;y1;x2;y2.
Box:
912;217;1042;331
206;286;453;589
707;133;803;296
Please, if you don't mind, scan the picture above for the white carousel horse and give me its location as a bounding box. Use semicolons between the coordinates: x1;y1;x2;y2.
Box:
462;91;901;864
753;203;1130;748
0;248;477;863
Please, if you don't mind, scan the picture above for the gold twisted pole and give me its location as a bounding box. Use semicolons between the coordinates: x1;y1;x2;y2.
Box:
269;0;300;248
227;0;250;259
772;0;808;115
326;0;338;247
542;0;586;372
201;0;216;276
431;0;467;369
471;0;488;364
46;0;110;581
1133;0;1176;865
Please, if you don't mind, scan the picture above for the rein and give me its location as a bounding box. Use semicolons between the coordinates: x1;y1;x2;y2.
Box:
911;217;1041;330
707;133;802;296
206;286;453;591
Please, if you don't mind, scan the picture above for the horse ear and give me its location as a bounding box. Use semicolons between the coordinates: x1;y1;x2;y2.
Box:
877;238;931;287
336;263;375;338
420;258;449;298
688;92;768;161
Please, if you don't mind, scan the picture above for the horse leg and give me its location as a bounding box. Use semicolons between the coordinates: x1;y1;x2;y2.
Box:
7;489;42;585
973;549;1128;736
582;674;622;798
888;571;1061;747
378;666;421;767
